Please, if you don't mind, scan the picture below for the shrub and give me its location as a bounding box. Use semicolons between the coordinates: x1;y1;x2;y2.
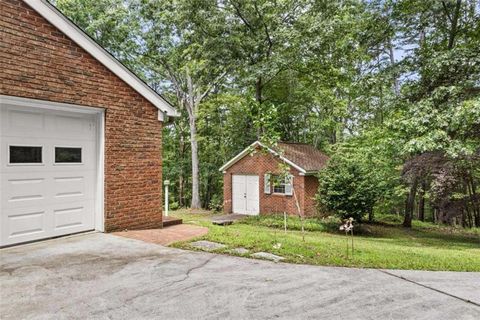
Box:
208;194;223;212
239;214;340;232
316;156;380;222
169;201;180;211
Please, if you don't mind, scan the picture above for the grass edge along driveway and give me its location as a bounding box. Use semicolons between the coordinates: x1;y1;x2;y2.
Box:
170;211;480;272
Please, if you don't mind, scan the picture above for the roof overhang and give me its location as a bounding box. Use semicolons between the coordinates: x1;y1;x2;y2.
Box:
299;170;320;176
219;141;307;174
24;0;179;121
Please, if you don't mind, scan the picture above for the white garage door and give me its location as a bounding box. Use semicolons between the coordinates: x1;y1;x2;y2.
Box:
1;103;98;246
232;175;259;215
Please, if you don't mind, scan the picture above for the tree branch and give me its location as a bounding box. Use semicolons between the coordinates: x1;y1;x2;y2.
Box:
229;0;255;33
196;71;227;106
441;1;453;23
253;2;273;57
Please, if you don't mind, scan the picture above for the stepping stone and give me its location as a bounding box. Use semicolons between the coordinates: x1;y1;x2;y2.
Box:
190;240;226;251
212;219;234;226
251;252;285;263
230;247;250;255
211;214;247;226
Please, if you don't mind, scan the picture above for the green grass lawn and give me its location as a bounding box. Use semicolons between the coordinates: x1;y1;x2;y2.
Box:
170;210;480;272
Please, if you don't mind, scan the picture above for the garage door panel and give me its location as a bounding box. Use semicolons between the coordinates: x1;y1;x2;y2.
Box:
2;174;49;209
53;174;92;200
53;200;94;232
3;208;46;241
7;109;46;131
1;103;98;246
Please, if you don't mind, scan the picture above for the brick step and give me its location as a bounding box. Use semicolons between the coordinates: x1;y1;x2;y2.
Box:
163;216;183;227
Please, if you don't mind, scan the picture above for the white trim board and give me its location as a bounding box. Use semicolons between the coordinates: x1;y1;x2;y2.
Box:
23;0;179;120
1;95;103;114
219;141;307;174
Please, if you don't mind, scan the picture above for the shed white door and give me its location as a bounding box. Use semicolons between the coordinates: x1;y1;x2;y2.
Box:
232;175;259;215
0;105;97;246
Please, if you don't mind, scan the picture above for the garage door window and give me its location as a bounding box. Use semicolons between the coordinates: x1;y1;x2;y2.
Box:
55;147;82;163
9;146;42;164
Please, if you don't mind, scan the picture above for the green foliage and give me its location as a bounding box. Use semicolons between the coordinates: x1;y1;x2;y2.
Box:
317;155;381;221
239;214;340;232
54;0;142;71
208;194;223;212
169;201;180;211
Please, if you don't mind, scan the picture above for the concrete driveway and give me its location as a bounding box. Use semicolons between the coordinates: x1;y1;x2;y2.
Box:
1;233;479;320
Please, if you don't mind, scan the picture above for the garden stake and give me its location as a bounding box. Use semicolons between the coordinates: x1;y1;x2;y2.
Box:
346;230;349;258
351;228;354;257
340;218;354;259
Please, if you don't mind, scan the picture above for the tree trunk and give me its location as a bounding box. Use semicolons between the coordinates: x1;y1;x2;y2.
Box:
467;175;479;227
418;181;426;221
446;0;462;50
178;175;184;207
255;76;263;139
388;39;400;95
178;134;185;207
255;76;263;104
188;115;201;209
403;179;419;228
186;70;201;209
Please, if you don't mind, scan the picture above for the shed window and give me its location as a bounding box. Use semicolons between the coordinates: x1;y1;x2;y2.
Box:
272;175;293;195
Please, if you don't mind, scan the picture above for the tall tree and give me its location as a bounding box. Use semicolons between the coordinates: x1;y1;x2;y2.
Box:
390;0;480;227
136;0;230;209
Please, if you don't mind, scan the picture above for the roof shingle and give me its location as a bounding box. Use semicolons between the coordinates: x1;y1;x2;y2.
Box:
275;142;329;172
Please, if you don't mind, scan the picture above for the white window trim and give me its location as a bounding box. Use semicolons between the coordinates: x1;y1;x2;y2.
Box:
53;145;84;165
7;144;44;166
271;175;293;196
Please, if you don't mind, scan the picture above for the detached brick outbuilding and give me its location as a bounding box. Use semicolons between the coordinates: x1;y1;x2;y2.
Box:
0;0;178;246
220;141;329;216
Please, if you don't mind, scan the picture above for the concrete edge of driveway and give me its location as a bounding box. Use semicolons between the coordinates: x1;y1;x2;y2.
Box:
1;232;479;320
2;232;479;308
0;230;100;251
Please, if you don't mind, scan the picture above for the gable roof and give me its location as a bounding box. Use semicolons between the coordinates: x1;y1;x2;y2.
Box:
219;141;329;174
275;142;330;172
24;0;179;120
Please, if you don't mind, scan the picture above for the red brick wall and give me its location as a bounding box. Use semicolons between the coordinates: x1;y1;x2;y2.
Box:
0;0;163;231
223;146;319;216
304;176;319;216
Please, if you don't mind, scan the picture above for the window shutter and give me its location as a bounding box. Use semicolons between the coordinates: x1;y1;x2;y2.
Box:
264;173;271;194
285;175;294;196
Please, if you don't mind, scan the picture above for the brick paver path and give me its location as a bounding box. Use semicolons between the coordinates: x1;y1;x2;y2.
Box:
112;225;208;246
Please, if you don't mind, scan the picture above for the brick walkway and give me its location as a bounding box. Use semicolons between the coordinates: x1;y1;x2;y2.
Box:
112;225;209;246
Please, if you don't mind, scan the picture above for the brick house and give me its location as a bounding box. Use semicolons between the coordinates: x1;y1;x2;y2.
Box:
0;0;178;246
220;141;329;216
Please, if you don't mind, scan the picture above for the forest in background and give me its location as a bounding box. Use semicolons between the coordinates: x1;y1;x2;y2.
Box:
54;0;480;227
